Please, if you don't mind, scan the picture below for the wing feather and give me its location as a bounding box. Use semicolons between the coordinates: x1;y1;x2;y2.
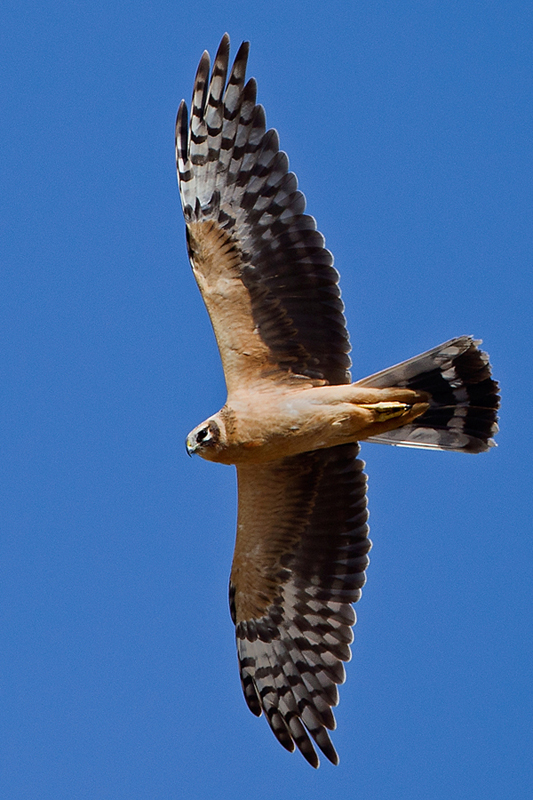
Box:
177;36;351;391
230;443;370;766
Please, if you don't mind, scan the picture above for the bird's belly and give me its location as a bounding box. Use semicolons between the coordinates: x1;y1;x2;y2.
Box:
218;403;362;464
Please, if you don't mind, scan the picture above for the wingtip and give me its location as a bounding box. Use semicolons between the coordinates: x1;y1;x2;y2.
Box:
193;50;211;93
214;34;231;67
175;99;189;170
235;39;250;64
176;98;187;127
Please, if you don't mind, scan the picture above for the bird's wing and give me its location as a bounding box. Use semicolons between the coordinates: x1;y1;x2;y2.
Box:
176;35;351;394
230;443;370;767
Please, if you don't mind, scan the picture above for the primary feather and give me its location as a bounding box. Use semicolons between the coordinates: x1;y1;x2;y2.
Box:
177;35;500;767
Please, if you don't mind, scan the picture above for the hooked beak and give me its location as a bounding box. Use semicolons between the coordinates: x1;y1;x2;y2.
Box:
185;435;196;457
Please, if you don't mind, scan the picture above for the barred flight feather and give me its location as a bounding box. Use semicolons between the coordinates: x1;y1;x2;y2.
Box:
357;336;500;452
232;444;369;766
178;36;500;769
177;33;351;386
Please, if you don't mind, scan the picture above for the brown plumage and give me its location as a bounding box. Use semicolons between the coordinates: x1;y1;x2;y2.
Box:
177;35;500;767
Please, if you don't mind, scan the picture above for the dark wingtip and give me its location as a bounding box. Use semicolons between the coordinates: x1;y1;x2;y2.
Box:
214;34;230;69
237;39;250;55
175;98;187;137
175;99;189;173
234;39;250;71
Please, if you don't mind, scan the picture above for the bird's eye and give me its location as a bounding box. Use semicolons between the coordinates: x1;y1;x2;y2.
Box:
196;428;209;443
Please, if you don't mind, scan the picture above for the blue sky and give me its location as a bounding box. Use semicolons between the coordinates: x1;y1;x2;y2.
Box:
2;1;532;798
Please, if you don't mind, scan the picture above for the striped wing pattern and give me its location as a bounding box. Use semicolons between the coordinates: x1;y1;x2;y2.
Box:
176;33;351;386
177;34;364;766
177;37;500;768
231;444;370;767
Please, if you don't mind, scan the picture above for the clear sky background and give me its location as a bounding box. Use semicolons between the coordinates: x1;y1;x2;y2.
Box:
2;2;532;798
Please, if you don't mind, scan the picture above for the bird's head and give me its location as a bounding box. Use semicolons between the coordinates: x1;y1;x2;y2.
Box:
185;417;225;460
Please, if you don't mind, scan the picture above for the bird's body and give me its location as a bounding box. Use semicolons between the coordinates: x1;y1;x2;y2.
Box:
177;35;500;767
188;383;429;465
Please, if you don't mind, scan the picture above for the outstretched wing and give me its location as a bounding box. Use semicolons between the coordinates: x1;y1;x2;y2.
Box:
176;35;351;394
229;444;370;767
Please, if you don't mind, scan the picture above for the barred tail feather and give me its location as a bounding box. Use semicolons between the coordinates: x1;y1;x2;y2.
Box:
356;336;500;453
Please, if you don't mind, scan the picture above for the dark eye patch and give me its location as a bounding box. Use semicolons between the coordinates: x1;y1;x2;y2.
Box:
197;428;209;442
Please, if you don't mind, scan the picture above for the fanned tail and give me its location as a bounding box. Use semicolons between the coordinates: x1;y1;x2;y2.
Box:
356;336;500;453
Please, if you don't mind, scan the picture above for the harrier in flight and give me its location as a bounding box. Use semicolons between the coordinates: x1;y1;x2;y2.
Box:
176;35;499;767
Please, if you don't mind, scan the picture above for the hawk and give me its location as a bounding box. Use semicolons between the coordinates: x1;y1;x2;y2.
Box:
176;35;499;767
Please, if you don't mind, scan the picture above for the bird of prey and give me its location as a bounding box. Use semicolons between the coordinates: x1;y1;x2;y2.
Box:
176;35;499;767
